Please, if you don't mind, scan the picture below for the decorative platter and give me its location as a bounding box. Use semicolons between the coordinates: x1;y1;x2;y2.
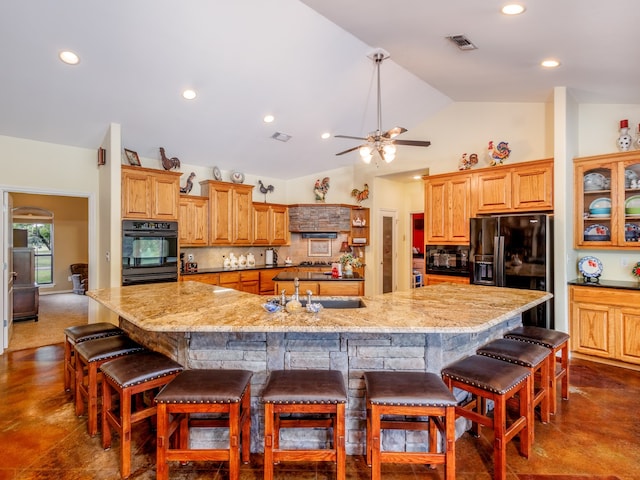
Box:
625;223;640;242
578;256;603;279
625;195;640;214
231;171;245;184
583;223;610;241
625;169;639;188
588;197;611;215
583;172;606;191
213;166;222;181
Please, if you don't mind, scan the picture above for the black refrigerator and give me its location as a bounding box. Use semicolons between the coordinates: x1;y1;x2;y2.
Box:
469;214;553;329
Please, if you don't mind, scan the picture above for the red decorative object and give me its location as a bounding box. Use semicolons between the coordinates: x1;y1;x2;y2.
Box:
620;119;629;128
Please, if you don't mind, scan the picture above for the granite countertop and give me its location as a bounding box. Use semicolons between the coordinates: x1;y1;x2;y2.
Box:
273;271;364;282
181;263;334;275
87;281;551;334
569;278;640;290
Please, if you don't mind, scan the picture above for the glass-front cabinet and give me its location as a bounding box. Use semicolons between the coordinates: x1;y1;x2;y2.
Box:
575;151;640;249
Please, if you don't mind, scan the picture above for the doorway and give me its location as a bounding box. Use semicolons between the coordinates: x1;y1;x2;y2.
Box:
410;212;425;286
378;209;397;294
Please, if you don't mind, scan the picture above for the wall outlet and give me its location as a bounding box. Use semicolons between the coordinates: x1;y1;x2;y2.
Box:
67;275;72;282
621;257;629;268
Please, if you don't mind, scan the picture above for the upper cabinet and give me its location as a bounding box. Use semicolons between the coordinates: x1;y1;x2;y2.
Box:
574;151;640;249
200;180;254;245
252;203;290;246
474;159;553;214
121;165;181;220
178;195;209;246
425;172;472;244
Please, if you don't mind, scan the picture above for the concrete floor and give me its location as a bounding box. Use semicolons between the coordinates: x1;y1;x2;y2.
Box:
0;344;638;480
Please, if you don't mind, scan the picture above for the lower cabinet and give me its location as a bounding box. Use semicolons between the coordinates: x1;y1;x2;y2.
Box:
570;285;640;366
13;284;39;321
259;268;287;295
274;280;363;297
425;274;470;286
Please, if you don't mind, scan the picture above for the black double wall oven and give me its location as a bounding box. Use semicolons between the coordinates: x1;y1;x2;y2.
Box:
122;220;179;285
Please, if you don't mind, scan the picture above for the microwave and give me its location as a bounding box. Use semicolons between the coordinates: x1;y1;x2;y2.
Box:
425;245;470;277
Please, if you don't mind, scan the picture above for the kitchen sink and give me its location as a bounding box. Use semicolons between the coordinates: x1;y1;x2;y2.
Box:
300;299;366;309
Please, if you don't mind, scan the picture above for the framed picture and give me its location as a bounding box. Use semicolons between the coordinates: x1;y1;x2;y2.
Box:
124;148;140;166
97;147;106;166
308;239;332;257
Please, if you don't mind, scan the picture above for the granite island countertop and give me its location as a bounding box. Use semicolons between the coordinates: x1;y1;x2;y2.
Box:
87;281;551;334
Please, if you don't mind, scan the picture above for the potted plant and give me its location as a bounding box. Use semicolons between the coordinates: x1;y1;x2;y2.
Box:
338;252;362;276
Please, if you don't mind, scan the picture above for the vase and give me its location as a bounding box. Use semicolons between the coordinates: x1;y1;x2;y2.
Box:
617;119;632;152
344;264;353;276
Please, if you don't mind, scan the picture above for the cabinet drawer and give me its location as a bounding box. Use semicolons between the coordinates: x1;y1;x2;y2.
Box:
240;271;259;282
319;282;363;296
187;273;219;285
571;285;640;308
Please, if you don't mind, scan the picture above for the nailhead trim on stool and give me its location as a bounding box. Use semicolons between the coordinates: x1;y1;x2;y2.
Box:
100;351;183;479
477;338;551;445
504;326;570;414
155;369;252;480
74;335;144;436
262;369;347;480
364;371;457;480
442;355;532;480
64;322;123;394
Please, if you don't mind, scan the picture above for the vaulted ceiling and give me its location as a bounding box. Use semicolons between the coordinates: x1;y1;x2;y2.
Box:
1;1;637;179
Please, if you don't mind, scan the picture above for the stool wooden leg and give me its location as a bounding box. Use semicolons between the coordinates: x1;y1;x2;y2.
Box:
560;343;569;401
75;357;85;417
119;389;133;478
264;403;274;480
493;392;508;480
229;402;240;480
444;407;455;480
539;356;551;424
87;362;99;436
336;403;346;480
370;404;381;480
64;339;73;392
101;378;113;450
366;401;372;466
156;403;169;480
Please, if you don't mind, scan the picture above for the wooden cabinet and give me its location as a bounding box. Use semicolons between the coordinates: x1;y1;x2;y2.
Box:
570;285;640;367
239;270;260;294
185;273;219;285
574;151;640;249
178;195;209;246
474;159;553;214
122;165;180;220
424;274;470;286
200;180;254;245
274;280;364;297
424;173;472;244
349;207;369;246
252;203;290;246
259;268;287;295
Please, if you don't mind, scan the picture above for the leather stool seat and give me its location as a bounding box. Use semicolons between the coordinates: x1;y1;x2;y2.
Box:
364;371;457;480
505;326;570;414
477;338;551;443
100;351;183;479
155;369;252;480
262;370;347;480
64;322;123;393
74;335;144;435
442;355;532;480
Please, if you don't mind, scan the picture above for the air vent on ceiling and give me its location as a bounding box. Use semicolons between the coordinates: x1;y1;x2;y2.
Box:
271;132;292;142
446;35;477;51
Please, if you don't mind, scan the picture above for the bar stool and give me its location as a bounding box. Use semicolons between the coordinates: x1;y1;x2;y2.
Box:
262;369;347;480
100;351;183;479
155;369;252;480
64;322;123;393
504;326;570;414
477;338;551;444
74;335;145;436
442;355;532;480
364;371;457;480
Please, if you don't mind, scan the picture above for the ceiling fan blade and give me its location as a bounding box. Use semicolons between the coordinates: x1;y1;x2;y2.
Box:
393;139;432;147
335;134;368;141
335;144;364;156
382;126;408;139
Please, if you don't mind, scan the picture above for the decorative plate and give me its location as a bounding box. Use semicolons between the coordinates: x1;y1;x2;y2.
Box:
583;223;610;241
589;197;611;211
625;169;639;188
625;195;640;214
230;171;245;184
213;166;222;181
583;172;605;191
625;223;640;242
578;256;603;279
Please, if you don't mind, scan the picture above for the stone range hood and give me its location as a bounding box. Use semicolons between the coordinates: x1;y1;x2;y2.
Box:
288;204;352;233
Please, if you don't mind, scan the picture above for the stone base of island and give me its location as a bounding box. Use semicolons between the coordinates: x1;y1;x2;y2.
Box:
88;281;551;455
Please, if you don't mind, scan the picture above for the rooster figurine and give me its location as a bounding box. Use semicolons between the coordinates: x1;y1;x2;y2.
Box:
180;172;196;194
258;180;274;202
314;177;330;202
351;183;369;204
159;147;181;170
486;140;511;166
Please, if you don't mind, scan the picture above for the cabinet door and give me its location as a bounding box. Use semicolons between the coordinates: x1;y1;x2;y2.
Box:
319;282;363;296
209;184;233;244
152;175;180;220
252;204;270;245
271;205;290;245
570;301;614;359
188;273;220;285
179;196;208;246
619;159;640;247
233;186;253;244
219;271;241;289
259;268;286;295
475;171;511;213
425;175;470;244
512;162;553;211
449;176;471;242
122;170;152;219
574;160;615;249
616;308;640;365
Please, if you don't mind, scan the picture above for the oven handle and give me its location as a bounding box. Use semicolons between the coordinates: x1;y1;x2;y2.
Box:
123;230;177;238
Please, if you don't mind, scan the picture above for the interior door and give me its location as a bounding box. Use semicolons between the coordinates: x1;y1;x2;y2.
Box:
2;192;14;351
379;209;397;294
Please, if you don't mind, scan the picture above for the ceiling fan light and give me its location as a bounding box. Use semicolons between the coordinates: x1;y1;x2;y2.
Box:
383;152;395;163
361;154;373;164
359;145;373;157
383;144;396;155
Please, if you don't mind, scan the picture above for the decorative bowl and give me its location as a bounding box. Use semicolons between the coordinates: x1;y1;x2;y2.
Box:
262;303;281;313
625;195;640;214
584;172;605;191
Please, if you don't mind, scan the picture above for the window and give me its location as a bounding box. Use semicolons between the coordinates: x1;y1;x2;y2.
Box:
13;207;54;285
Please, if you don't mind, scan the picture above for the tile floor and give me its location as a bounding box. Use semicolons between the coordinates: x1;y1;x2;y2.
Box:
0;344;638;480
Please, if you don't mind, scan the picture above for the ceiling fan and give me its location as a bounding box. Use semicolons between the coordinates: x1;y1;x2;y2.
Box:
335;50;431;164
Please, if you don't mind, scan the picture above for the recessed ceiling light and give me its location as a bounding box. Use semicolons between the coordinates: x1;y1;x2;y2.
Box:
501;4;525;15
412;175;422;180
321;132;331;139
182;89;197;100
263;114;275;123
541;59;560;68
59;50;80;65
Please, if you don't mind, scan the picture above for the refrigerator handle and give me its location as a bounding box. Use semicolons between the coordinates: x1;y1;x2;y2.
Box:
495;236;505;286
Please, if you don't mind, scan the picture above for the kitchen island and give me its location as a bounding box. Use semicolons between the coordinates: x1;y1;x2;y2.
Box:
87;281;550;455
